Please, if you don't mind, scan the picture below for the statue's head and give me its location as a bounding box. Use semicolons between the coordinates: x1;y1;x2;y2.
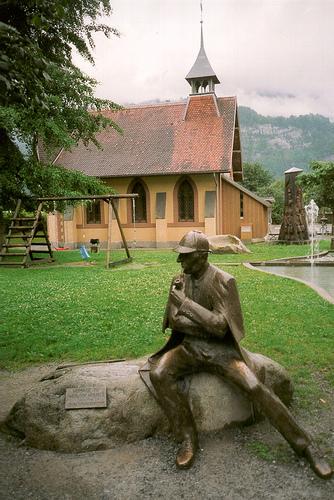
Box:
174;231;210;275
174;231;209;254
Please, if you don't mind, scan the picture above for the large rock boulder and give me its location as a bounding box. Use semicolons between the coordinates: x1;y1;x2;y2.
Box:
208;235;251;254
2;352;293;453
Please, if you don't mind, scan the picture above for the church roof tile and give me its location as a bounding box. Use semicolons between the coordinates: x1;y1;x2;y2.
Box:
55;96;237;178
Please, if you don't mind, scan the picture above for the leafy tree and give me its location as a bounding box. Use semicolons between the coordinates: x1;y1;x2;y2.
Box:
299;161;334;248
241;163;274;193
0;0;121;214
240;163;284;224
258;179;284;225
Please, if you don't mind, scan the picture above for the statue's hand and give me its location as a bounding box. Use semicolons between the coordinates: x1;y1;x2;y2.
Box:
170;288;186;308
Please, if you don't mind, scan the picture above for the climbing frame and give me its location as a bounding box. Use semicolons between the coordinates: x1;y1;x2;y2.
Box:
0;199;54;268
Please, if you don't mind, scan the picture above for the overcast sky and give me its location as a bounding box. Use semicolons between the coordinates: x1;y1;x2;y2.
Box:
74;0;334;118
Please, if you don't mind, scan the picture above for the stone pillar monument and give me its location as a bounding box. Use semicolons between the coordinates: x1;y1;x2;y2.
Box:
279;167;309;243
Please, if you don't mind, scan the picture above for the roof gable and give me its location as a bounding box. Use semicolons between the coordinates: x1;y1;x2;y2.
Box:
222;174;271;207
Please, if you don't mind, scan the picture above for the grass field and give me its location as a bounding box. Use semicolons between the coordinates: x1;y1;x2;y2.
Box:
0;241;333;405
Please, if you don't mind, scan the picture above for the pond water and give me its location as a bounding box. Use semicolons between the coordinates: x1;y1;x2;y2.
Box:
262;265;334;299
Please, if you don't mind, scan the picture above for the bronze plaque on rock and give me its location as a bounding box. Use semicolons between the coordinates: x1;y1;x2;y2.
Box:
65;385;107;409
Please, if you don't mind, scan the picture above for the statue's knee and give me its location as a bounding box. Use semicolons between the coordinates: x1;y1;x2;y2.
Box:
231;361;261;394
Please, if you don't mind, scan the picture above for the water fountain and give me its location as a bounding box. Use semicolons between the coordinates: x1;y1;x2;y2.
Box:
305;199;319;264
247;198;334;303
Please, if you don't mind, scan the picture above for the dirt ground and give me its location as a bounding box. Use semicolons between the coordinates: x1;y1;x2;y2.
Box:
0;364;333;500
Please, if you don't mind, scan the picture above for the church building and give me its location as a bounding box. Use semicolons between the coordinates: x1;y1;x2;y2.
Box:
48;26;270;248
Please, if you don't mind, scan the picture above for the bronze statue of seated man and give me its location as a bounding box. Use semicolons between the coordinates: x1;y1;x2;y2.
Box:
141;230;332;479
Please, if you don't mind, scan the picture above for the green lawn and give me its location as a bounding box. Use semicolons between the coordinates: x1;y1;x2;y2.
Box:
0;241;333;406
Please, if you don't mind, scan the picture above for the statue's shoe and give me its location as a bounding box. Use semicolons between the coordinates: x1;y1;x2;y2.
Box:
304;444;333;480
176;437;197;469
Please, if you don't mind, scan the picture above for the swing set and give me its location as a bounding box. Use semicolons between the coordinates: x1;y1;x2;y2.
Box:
0;193;138;268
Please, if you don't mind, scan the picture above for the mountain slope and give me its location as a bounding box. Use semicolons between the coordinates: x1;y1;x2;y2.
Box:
238;106;334;177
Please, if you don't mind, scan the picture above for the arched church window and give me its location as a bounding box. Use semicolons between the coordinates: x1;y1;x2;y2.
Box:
178;179;194;222
132;181;147;223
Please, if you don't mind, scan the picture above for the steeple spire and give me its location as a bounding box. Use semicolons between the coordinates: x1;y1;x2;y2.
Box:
185;1;220;94
200;0;203;39
200;18;204;50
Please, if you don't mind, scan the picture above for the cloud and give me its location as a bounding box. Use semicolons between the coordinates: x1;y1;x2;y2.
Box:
235;88;333;118
73;0;334;118
255;91;296;99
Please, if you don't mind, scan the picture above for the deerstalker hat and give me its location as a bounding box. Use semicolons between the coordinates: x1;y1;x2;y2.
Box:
174;231;210;254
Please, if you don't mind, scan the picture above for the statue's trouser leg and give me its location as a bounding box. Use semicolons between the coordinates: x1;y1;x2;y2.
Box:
221;358;311;455
150;340;311;455
149;344;201;443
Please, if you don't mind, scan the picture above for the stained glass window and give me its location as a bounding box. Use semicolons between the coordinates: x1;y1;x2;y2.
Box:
132;181;147;223
178;180;194;222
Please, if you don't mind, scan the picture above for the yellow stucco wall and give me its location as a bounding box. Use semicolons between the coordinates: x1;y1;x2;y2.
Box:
47;173;268;248
62;174;218;247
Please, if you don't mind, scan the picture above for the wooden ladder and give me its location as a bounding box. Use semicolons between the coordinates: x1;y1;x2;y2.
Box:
0;200;54;268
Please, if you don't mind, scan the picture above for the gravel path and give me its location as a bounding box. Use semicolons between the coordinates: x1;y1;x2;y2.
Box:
0;364;333;500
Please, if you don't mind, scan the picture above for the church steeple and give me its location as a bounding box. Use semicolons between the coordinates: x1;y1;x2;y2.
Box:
185;17;220;95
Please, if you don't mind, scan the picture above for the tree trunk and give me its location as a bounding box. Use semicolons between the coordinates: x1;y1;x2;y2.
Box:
331;207;334;250
0;211;5;245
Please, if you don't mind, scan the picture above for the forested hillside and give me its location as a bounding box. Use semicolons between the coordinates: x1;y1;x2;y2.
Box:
238;107;334;177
